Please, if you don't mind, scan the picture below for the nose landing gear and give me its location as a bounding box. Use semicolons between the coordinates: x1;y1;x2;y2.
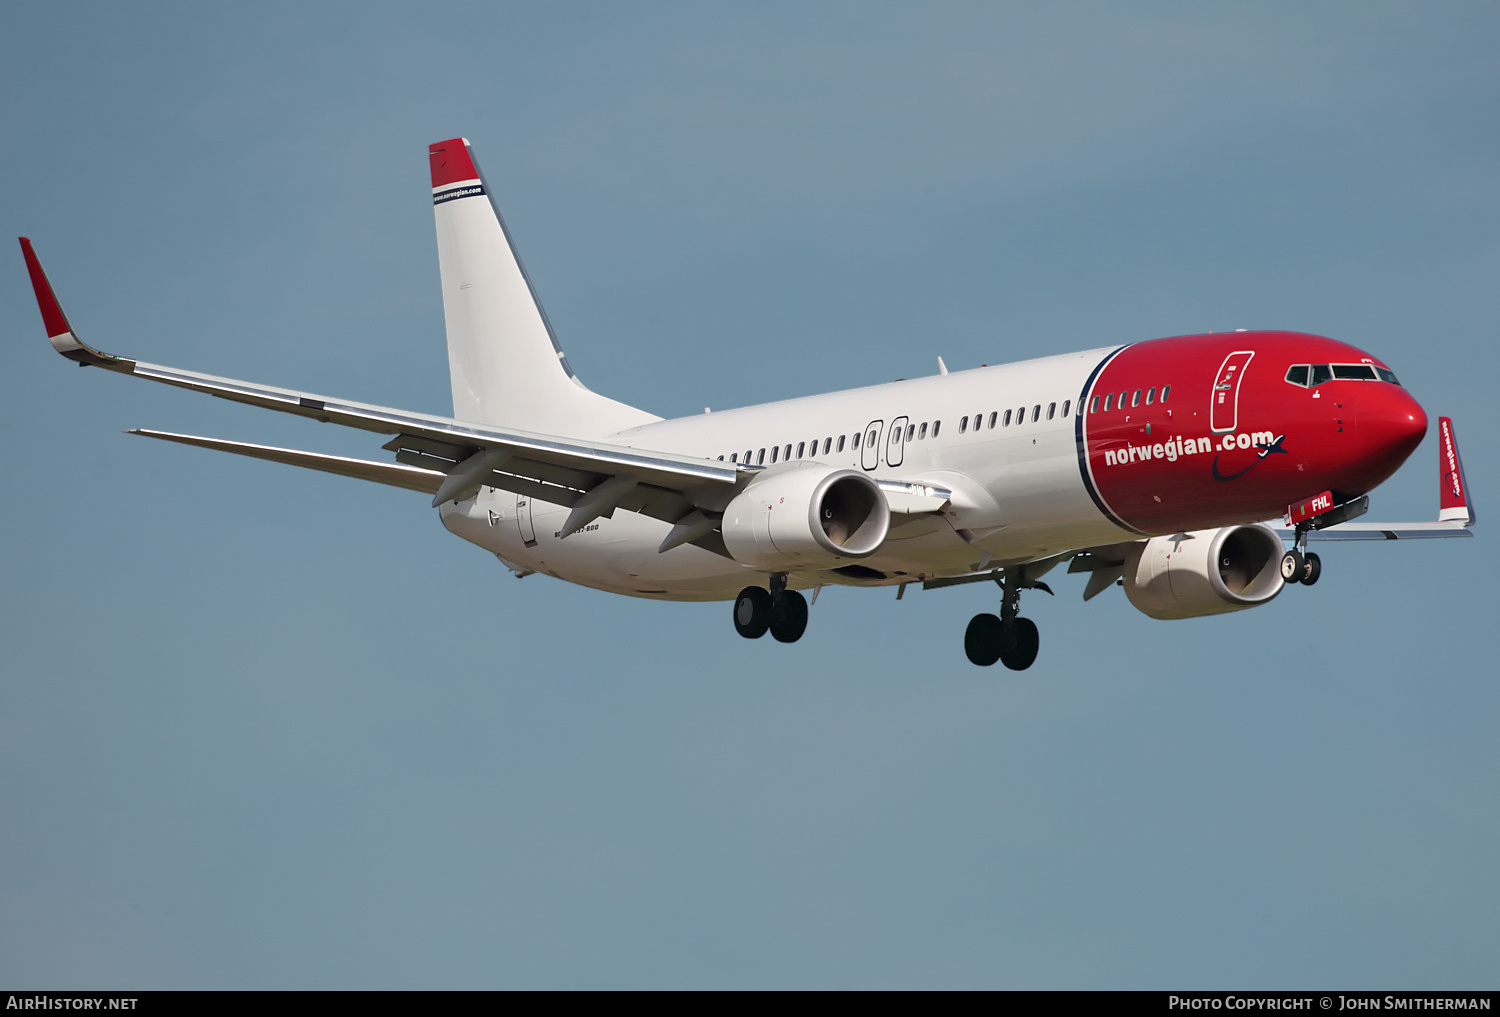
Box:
1281;524;1323;586
733;573;809;643
964;568;1050;669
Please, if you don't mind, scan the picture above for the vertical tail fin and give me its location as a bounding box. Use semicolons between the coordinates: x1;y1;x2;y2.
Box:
429;138;656;435
1437;416;1475;524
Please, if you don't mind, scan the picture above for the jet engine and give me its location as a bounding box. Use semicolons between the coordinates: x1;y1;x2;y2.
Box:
721;464;890;570
1123;523;1285;620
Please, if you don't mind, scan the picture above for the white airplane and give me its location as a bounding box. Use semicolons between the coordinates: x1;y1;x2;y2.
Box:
20;137;1475;669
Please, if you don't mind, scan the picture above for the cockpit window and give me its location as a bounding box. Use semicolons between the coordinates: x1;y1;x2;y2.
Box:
1296;362;1400;387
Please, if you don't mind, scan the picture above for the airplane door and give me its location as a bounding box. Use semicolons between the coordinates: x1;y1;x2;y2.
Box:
886;415;909;467
861;420;883;471
516;494;537;547
1210;350;1255;434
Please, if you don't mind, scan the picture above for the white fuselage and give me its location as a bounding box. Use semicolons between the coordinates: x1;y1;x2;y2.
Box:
439;346;1133;600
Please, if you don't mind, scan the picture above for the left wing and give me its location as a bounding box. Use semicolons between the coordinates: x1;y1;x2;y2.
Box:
22;238;743;551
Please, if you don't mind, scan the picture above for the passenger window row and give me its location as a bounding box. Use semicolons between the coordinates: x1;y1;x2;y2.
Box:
719;432;848;465
957;400;1072;434
1285;364;1400;387
1088;385;1169;414
715;418;947;464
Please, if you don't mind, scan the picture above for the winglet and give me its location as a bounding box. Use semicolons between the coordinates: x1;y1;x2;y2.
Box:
17;238;133;369
1437;416;1475;525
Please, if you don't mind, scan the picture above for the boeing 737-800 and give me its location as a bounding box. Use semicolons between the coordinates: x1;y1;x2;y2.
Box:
19;137;1476;669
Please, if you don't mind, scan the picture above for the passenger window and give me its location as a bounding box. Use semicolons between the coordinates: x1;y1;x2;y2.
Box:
1161;384;1170;403
959;416;968;433
1063;399;1071;417
1047;402;1056;420
989;411;999;429
757;448;766;464
1145;387;1155;405
770;446;779;463
1002;409;1011;426
974;411;984;428
796;442;805;458
1333;364;1378;380
853;432;861;450
904;424;914;441
1015;406;1025;424
823;437;832;454
730;453;737;462
745;450;752;463
837;435;846;452
868;429;878;446
1089;396;1099;413
1311;365;1332;386
1103;393;1113;412
918;422;927;440
1131;390;1141;407
784;444;792;460
1031;405;1041;423
932;420;941;437
1119;392;1127;408
717;455;724;461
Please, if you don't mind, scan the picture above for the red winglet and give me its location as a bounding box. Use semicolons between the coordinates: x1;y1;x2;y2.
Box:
429;138;479;188
1438;417;1474;523
19;237;73;339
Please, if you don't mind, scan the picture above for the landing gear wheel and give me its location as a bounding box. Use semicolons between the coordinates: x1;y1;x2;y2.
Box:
769;590;809;643
1301;551;1321;586
733;586;772;639
965;613;1004;666
998;617;1040;671
1280;550;1306;584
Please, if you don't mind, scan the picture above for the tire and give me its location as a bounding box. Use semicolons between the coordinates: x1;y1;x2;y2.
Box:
999;617;1040;671
733;586;772;639
769;590;809;643
1280;550;1305;584
964;613;1003;666
1301;551;1321;586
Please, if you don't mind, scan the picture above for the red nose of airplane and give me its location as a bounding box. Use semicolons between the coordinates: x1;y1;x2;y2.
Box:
1351;381;1428;491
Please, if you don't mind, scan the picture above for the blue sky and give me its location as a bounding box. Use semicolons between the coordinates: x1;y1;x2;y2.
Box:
1;2;1496;988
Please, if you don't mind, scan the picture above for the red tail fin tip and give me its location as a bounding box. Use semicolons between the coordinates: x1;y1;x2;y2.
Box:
429;138;479;189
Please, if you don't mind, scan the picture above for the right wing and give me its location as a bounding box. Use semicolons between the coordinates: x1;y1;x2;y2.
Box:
22;238;742;551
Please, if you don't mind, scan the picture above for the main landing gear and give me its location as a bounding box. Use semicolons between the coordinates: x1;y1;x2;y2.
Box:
733;573;808;643
1280;523;1322;587
965;568;1051;670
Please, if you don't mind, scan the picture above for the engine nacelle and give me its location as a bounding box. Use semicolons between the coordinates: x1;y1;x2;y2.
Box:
1123;523;1285;620
721;464;890;570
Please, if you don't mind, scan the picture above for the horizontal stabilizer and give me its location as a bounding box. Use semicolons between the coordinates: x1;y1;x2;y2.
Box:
128;430;444;494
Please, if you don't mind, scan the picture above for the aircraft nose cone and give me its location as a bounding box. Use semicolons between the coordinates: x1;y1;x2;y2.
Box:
1384;386;1428;447
1356;383;1427;484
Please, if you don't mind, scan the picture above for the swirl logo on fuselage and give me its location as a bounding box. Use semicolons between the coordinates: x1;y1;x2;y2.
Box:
1212;434;1287;481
